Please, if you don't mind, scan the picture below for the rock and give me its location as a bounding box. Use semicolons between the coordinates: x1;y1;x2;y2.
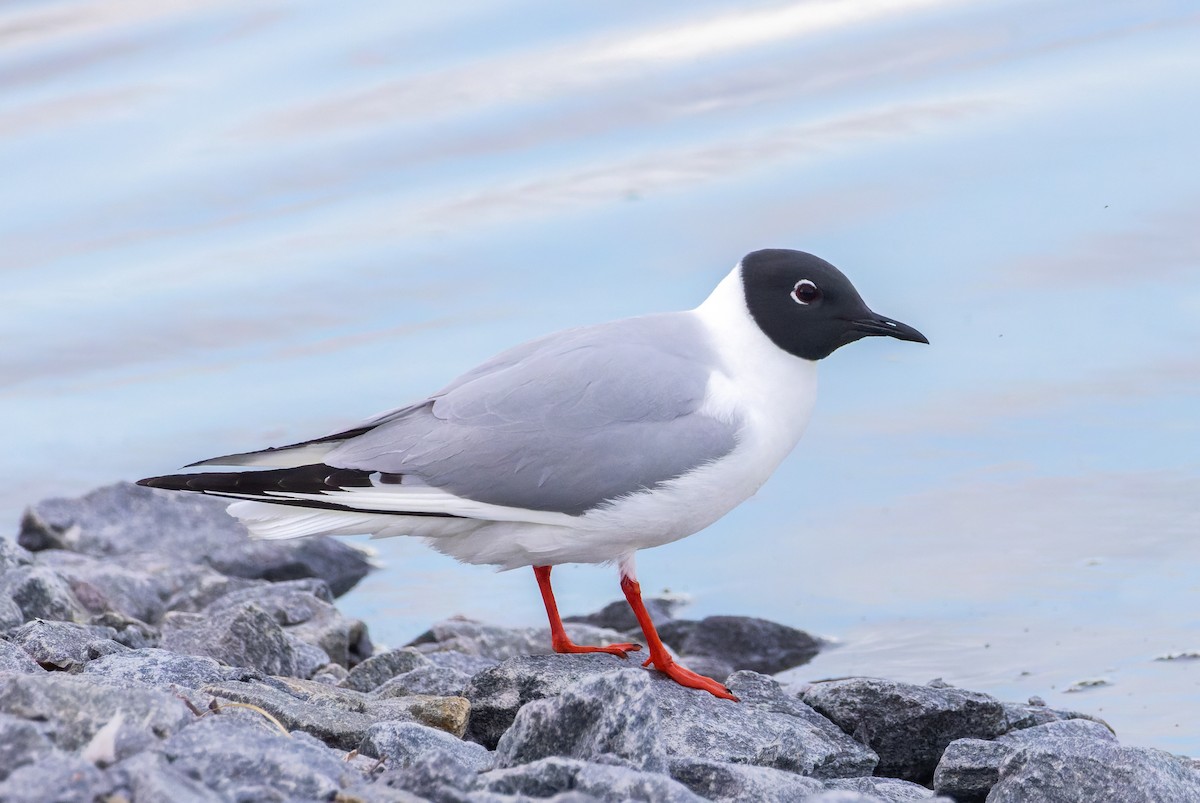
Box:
564;596;681;633
311;662;350;685
801;677;1006;782
0;673;193;758
427;650;500;675
363;747;485;801
481;756;705;802
108;752;224;803
1001;699;1106;732
0;537;34;570
0;639;42;674
204;676;470;749
360;720;493;772
160;709;361;801
89;610;161;649
496;669;876;778
934;718;1122;801
657;615;821;674
464;653;644;748
33;549;167;623
375;662;477;698
341;647;429;692
667;756;825;801
23;483;371;596
0;713;57;782
162;603;299;676
0;565;87;622
0;594;23;630
9;619;122;671
988;738;1200;802
825;775;949;800
83;647;250;690
0;754;115;803
496;670;668;772
410;616;628;662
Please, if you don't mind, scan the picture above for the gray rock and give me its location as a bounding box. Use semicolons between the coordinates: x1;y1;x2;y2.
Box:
496;670;667;772
23;482;371;596
410;616;628;663
108;751;224;803
1001;699;1107;732
427;650;500;675
204;676;470;749
0;564;87;622
988;738;1200;802
564;596;680;633
361;720;493;772
33;549;167;623
89;610;161;649
0;537;34;570
311;662;350;685
657;615;821;674
9;618;122;670
342;646;430;692
0;673;193;759
0;638;43;674
933;718;1122;801
83;647;250;690
464;653;643;748
0;754;115;803
825;775;948;800
667;756;825;801
801;677;1006;782
160;709;361;801
162;602;299;676
482;756;705;802
0;713;57;782
376;662;477;698
497;669;876;778
365;747;485;801
0;594;22;630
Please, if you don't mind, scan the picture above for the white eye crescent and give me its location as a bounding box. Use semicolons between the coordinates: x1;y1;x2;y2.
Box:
791;279;821;305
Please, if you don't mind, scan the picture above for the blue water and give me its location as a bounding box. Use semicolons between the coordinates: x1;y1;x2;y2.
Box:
2;0;1198;753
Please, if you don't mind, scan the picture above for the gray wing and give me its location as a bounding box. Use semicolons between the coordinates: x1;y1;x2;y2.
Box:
324;313;739;515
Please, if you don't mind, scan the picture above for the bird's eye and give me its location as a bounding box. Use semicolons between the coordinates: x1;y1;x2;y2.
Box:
791;279;821;305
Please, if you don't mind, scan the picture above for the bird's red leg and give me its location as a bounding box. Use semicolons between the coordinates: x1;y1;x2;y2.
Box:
533;565;641;658
619;571;739;701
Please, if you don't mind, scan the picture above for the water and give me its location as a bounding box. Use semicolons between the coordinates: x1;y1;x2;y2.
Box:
2;0;1198;753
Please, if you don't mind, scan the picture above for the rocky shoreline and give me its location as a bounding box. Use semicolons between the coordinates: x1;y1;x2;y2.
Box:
1;483;1197;802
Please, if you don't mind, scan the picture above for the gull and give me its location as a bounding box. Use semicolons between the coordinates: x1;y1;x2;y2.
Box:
140;248;927;700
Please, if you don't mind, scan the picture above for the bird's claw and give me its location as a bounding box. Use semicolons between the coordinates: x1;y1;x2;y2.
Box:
552;639;643;659
644;655;739;701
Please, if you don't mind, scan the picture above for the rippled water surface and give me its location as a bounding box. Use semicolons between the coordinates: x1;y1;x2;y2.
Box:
3;1;1198;753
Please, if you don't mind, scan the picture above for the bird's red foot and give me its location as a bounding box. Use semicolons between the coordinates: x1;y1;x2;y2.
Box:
642;654;739;701
551;635;642;659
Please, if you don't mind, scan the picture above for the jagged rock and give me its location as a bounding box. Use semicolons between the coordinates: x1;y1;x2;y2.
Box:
427;650;500;675
9;619;123;671
108;752;224;803
88;610;161;649
657;615;821;674
667;756;825;801
1001;699;1104;732
161;603;298;676
375;662;478;698
463;653;643;748
496;669;877;778
0;565;87;622
801;677;1006;782
360;720;493;772
0;594;23;630
934;718;1121;801
83;647;251;690
0;639;42;674
22;483;371;596
0;537;34;570
988;738;1200;802
0;713;57;782
33;550;167;623
481;756;705;802
0;754;115;803
362;747;485;801
564;596;680;633
204;676;470;749
341;647;429;692
825;775;949;800
409;616;628;662
0;673;193;758
160;709;361;801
